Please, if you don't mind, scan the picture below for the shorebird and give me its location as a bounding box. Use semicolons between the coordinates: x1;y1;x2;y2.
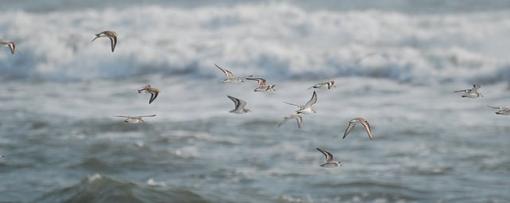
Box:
454;84;482;98
215;64;245;83
0;40;15;54
309;80;335;90
277;112;304;129
227;95;250;114
488;106;510;115
316;148;341;168
284;91;318;114
138;85;159;104
114;115;156;124
246;77;276;92
91;31;118;52
343;117;374;140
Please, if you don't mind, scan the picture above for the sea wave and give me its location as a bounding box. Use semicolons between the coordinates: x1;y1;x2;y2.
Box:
1;4;510;83
33;174;210;203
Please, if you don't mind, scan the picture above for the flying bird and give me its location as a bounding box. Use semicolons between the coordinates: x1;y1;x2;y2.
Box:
115;115;156;124
92;31;118;52
454;84;482;98
138;85;160;104
246;77;276;92
316;148;341;168
227;95;250;114
488;106;510;115
284;91;318;114
0;40;15;54
215;64;246;83
309;80;335;90
343;117;374;140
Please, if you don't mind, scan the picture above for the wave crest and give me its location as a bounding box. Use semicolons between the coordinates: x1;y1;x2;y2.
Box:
1;4;509;83
34;174;209;203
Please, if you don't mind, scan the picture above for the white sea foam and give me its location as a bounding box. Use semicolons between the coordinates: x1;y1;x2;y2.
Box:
87;173;102;183
1;4;509;83
146;178;167;187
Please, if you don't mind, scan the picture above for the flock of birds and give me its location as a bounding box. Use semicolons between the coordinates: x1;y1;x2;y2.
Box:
1;30;509;168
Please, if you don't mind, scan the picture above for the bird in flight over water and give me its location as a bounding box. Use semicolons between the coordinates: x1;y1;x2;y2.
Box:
316;148;342;168
342;117;374;140
92;31;118;52
138;85;160;104
454;84;482;98
0;40;15;55
227;95;250;114
284;91;318;114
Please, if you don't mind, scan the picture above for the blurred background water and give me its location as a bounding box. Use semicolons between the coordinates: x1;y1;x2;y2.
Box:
0;0;509;202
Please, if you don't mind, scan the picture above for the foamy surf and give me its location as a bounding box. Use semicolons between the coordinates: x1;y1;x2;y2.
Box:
0;4;509;84
1;2;510;203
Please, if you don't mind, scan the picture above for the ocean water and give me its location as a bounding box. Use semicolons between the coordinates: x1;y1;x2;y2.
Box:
0;1;509;203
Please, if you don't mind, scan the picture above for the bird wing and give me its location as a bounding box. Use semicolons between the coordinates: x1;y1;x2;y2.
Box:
149;91;159;104
454;89;468;93
283;102;301;108
138;114;157;118
246;77;267;86
304;91;318;108
238;98;248;109
488;105;502;110
360;120;374;140
316;148;333;161
342;122;356;139
215;64;235;78
109;35;117;52
296;115;303;129
227;95;241;110
8;42;15;54
91;35;100;42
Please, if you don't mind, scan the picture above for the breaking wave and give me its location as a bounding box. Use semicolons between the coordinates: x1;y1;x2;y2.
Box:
1;4;510;84
33;174;210;203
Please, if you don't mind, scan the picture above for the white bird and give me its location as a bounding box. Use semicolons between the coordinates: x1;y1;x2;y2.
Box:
227;95;250;114
284;91;318;114
316;148;341;168
215;64;246;83
488;106;510;115
0;40;15;54
454;84;482;98
278;112;304;129
114;115;156;124
309;80;335;90
92;31;118;52
246;77;276;92
343;117;374;140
